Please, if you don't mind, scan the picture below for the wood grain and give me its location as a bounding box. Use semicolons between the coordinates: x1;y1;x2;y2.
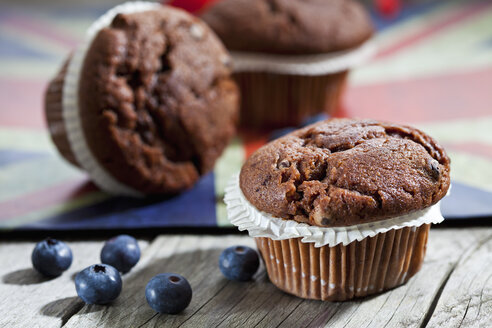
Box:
63;236;258;328
309;229;489;328
426;232;492;328
1;228;491;328
0;239;148;328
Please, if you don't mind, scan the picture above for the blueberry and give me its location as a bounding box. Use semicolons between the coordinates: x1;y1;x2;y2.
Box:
219;245;259;281
300;113;330;127
268;127;297;141
31;238;72;277
75;264;122;305
100;234;140;273
145;273;192;314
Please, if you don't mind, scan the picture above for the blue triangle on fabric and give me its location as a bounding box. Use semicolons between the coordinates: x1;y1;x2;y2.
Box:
441;181;492;219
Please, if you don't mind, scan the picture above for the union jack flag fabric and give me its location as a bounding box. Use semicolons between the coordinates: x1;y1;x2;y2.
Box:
0;0;491;232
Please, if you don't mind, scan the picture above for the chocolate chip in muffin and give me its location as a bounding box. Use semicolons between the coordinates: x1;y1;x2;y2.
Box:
189;23;204;40
277;159;290;169
428;159;441;180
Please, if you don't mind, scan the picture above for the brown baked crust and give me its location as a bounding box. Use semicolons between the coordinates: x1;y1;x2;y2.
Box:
78;6;239;194
240;119;451;227
201;0;374;55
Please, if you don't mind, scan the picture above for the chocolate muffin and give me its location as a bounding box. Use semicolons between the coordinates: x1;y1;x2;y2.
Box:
225;119;450;301
240;119;450;226
202;0;373;55
45;4;239;195
200;0;374;129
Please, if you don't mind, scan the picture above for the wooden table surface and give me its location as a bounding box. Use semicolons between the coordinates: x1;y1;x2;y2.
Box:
1;227;491;328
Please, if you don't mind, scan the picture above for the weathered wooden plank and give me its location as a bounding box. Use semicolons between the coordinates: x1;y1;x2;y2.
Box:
63;235;257;328
0;238;148;328
63;235;315;328
426;232;492;328
62;229;492;328
263;229;492;328
196;229;490;328
311;228;492;328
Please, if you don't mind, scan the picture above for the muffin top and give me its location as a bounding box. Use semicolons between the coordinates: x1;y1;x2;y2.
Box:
77;6;238;194
240;119;451;227
201;0;373;55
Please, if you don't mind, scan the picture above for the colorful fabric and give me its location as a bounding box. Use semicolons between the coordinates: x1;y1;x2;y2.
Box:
0;0;491;231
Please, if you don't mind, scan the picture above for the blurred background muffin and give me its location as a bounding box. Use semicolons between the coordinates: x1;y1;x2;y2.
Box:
1;0;491;235
201;0;374;130
45;3;239;196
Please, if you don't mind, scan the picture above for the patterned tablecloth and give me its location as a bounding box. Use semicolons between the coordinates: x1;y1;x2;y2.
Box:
0;0;491;232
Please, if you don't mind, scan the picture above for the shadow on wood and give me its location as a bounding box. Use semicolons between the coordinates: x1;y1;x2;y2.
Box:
39;296;99;326
40;296;83;317
2;268;54;285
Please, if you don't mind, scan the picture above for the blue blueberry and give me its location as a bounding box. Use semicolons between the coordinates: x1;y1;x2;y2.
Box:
100;234;140;273
219;245;259;281
75;264;122;305
268;127;297;141
300;113;330;127
31;238;72;277
145;273;192;314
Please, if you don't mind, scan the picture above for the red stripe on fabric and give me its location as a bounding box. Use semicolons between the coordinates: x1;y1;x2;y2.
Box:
0;78;47;129
445;142;492;161
239;130;268;159
375;0;401;18
344;68;492;124
166;0;221;14
4;16;80;49
333;104;351;119
376;1;492;59
0;178;98;222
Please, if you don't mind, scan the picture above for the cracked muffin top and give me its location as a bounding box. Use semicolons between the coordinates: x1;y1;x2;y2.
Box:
74;6;238;194
201;0;374;55
239;119;451;227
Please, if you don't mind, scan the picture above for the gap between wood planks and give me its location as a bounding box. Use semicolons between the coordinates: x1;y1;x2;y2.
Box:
59;301;85;327
425;232;492;328
418;233;492;328
31;229;491;328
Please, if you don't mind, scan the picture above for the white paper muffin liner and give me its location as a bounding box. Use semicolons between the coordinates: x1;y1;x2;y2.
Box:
231;40;376;75
62;2;161;197
224;174;445;247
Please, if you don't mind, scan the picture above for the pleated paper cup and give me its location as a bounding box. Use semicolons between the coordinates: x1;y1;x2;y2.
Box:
44;2;162;197
255;225;429;301
44;58;80;167
234;71;348;129
231;41;375;130
225;174;444;301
